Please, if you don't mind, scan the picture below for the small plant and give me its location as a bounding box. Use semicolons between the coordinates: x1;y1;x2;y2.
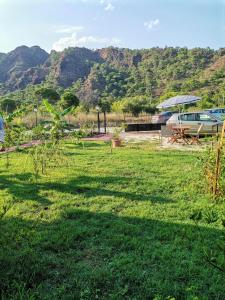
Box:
28;140;69;184
112;127;122;140
190;209;225;273
72;130;86;148
111;123;127;148
80;122;95;136
104;140;113;154
26;110;71;183
31;124;49;141
29;146;40;184
2;108;26;167
199;122;225;198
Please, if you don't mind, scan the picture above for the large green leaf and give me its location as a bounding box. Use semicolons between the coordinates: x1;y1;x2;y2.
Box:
61;106;74;117
5;107;26;123
43;99;57;115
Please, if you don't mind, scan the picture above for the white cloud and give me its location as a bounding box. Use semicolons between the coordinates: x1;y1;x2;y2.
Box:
55;26;84;34
65;0;115;10
99;0;115;11
104;2;114;11
53;29;121;51
144;19;160;30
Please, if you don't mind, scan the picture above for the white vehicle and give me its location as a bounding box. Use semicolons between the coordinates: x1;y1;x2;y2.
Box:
166;112;223;135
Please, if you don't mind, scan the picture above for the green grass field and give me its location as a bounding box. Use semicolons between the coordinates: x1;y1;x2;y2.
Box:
0;141;224;299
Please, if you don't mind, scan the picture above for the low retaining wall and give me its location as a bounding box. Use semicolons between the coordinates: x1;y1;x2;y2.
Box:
125;123;162;132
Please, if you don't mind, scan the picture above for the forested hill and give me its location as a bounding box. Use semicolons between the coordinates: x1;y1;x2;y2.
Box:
0;45;225;108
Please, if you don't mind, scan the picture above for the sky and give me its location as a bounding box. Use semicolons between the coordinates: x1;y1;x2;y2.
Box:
0;0;224;53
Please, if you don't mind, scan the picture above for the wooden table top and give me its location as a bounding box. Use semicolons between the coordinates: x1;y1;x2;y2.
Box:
172;126;191;130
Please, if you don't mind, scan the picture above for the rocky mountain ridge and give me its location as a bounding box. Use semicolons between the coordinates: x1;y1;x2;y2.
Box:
0;45;224;104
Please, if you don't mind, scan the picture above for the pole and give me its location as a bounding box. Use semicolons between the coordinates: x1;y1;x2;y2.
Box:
97;111;100;134
103;111;106;134
34;95;40;127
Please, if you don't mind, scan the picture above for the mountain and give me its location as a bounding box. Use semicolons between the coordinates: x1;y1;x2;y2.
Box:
47;47;102;88
0;45;224;106
0;46;49;91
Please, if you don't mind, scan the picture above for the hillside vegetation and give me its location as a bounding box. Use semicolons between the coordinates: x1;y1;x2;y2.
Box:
0;46;225;110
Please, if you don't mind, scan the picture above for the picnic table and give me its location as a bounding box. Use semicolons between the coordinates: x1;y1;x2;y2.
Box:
170;126;190;144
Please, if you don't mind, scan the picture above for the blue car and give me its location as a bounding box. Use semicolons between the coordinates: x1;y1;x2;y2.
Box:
205;108;225;121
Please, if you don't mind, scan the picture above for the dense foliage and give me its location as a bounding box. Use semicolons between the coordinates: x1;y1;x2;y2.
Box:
0;46;224;115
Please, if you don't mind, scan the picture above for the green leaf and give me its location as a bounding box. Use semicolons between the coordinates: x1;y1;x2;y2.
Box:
204;210;218;224
222;219;225;227
61;106;74;117
5;107;26;123
43;99;57;115
190;210;202;221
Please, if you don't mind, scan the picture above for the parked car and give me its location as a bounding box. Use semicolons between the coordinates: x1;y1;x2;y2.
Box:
152;111;176;124
166;111;223;135
205;108;225;121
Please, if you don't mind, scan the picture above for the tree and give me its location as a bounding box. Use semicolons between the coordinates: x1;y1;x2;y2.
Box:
120;96;153;117
98;98;112;133
98;98;112;113
0;98;17;113
35;87;60;105
111;101;124;113
61;92;79;109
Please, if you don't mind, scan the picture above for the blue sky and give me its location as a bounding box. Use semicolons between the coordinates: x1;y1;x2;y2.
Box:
0;0;224;53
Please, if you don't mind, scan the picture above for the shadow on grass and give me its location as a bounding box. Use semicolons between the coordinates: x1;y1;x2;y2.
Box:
0;173;173;204
66;141;107;149
63;142;111;156
0;209;224;299
155;151;197;159
0;172;51;206
45;175;173;203
50;176;173;203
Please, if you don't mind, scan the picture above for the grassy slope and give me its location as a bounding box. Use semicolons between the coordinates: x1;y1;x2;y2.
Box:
0;142;224;299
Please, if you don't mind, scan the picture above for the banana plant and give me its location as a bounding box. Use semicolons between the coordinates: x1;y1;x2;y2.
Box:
43;99;74;143
4;107;27;146
4;107;26;124
2;107;27;167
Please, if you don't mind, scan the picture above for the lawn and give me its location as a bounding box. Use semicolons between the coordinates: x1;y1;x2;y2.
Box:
0;141;224;299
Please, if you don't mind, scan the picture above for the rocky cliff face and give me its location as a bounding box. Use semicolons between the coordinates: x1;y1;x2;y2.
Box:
0;45;224;103
0;46;143;93
0;46;103;93
97;47;141;67
0;46;49;91
0;53;6;63
47;47;101;88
